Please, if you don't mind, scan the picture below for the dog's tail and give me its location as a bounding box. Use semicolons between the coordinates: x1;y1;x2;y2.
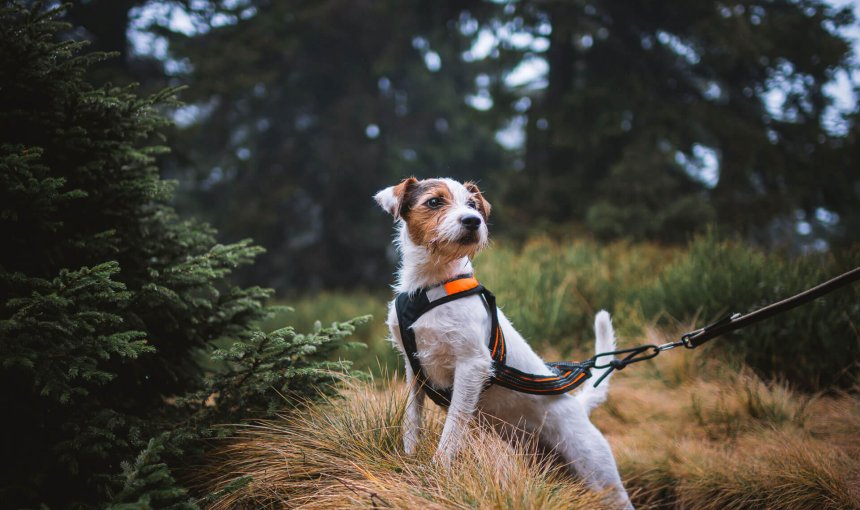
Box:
576;310;616;415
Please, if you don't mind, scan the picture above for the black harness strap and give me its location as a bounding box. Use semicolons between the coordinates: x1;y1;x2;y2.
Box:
395;282;484;406
395;276;591;407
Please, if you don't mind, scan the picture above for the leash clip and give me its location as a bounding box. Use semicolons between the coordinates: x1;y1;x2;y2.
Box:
681;312;740;348
591;344;661;387
681;332;698;349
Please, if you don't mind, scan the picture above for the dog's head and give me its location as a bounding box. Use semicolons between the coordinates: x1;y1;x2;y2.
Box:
374;177;491;260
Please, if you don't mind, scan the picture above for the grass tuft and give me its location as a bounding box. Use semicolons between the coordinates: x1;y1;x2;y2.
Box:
198;379;610;509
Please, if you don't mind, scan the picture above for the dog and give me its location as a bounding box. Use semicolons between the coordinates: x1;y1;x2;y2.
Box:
375;177;633;509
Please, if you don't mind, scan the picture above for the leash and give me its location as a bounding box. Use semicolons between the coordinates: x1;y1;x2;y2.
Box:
587;266;860;387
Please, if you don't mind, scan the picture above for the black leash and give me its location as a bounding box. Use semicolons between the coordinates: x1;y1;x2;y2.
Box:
588;266;860;387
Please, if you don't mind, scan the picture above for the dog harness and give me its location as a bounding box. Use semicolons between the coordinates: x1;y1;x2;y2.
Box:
395;274;592;407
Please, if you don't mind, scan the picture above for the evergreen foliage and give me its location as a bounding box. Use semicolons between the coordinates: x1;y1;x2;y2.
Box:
0;3;362;507
107;435;196;510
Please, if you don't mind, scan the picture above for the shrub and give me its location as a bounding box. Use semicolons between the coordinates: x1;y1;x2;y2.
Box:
0;4;361;508
475;236;673;351
638;234;860;391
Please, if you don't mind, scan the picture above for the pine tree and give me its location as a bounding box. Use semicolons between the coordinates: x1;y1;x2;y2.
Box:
106;435;196;510
0;3;362;507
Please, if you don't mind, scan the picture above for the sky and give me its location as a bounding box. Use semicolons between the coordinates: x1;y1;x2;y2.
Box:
814;0;859;134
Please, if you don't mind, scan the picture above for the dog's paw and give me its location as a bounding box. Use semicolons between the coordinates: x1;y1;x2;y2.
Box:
403;438;418;455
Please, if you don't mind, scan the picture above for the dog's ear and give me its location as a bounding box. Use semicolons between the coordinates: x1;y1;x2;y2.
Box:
374;177;418;218
464;181;491;219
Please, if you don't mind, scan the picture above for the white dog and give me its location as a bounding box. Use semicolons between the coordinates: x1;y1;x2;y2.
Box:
375;177;633;509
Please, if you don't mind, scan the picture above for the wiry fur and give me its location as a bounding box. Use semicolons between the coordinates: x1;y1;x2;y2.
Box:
375;177;633;509
578;311;616;414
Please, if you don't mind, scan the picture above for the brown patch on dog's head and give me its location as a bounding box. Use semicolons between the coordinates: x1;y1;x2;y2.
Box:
400;179;453;246
464;181;491;220
375;177;491;261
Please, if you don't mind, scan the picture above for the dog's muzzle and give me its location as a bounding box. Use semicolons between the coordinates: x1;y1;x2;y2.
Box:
460;214;481;231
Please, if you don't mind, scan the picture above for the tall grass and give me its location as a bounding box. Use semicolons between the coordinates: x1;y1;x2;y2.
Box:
481;234;860;391
474;237;674;350
197;379;605;509
206;234;860;508
598;351;860;510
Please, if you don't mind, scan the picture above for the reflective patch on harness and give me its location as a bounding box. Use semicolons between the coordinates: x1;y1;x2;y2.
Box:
494;370;588;394
426;286;448;301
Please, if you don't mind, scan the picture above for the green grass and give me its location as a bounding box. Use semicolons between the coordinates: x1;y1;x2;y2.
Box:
279;234;860;391
473;236;675;349
638;234;860;391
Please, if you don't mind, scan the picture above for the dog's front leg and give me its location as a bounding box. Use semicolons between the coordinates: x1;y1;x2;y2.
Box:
434;356;492;465
403;362;424;454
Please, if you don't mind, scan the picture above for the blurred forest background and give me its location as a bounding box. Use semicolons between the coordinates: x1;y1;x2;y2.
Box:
2;1;860;508
63;0;860;294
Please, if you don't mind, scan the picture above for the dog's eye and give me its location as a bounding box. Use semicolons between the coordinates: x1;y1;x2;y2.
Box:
425;197;443;208
466;199;477;209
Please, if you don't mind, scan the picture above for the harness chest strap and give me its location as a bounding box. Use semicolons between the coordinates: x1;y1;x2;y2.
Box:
395;275;592;408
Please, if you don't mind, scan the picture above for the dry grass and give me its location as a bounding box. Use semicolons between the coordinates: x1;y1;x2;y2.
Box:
196;377;607;509
599;343;860;510
197;332;860;510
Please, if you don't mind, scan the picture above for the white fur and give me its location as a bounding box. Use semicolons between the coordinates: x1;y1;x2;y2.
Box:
430;178;486;246
376;178;633;509
373;186;401;217
577;311;616;414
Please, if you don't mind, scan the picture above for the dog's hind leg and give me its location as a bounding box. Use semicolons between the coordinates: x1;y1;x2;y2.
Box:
539;397;633;509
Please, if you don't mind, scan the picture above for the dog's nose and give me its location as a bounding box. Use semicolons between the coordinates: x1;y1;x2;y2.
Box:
461;215;481;231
